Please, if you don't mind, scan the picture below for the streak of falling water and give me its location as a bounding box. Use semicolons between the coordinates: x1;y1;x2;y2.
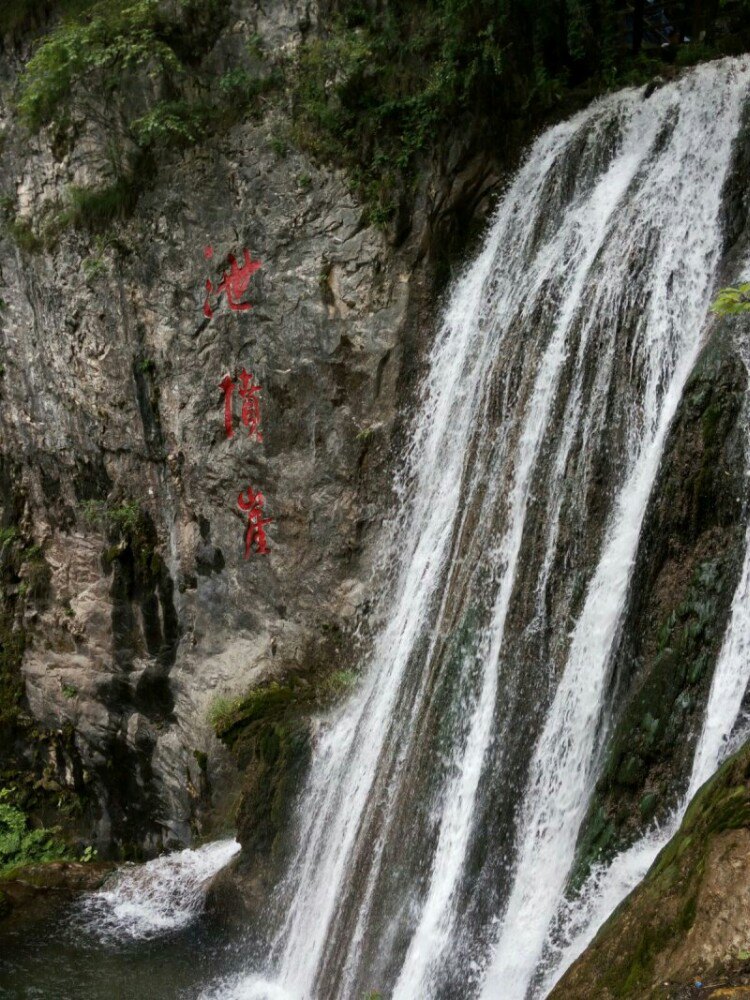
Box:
540;345;750;996
201;58;750;1000
481;61;749;1000
687;492;750;799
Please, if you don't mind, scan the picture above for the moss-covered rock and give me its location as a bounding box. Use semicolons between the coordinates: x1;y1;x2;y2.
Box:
215;679;314;867
550;738;750;999
210;656;358;914
573;329;748;885
0;859;114;934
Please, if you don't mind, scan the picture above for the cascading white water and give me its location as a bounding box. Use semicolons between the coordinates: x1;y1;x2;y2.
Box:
688;518;750;799
75;838;239;942
203;57;750;1000
539;357;750;991
480;64;750;998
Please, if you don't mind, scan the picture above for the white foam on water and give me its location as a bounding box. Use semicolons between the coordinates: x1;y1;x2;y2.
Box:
199;975;293;1000
75;838;240;943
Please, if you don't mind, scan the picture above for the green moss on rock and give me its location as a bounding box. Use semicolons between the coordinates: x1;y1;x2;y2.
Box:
551;739;750;999
213;661;358;874
573;339;747;885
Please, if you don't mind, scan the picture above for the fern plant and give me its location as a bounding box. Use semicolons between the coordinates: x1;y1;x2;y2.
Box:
0;789;71;877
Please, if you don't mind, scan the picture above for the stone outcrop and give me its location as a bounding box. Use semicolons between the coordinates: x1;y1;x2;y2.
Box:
550;738;750;999
0;0;406;854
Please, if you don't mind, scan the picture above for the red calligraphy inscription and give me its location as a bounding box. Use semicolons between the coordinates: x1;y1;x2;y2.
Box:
239;368;263;442
238;487;272;557
203;248;261;319
218;369;263;441
219;374;236;439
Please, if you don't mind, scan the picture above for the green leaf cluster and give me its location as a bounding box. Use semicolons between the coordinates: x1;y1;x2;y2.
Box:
17;0;180;131
711;283;750;316
0;788;71;877
130;100;208;147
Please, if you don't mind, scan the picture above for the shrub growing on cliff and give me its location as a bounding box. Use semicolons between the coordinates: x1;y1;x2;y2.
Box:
130;100;208;147
711;283;750;315
81;498;147;542
0;789;71;877
16;0;180;131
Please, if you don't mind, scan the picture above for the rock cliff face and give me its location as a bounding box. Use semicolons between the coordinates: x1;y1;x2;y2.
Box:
0;0;497;856
0;0;510;860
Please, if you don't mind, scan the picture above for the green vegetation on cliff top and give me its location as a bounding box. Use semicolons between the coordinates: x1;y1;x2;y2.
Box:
7;0;750;240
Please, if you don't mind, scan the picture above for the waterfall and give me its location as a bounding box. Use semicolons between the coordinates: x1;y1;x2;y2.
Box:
205;58;750;1000
74;838;240;942
540;348;750;992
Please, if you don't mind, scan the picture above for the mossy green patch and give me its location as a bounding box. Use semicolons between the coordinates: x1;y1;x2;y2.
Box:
213;669;358;749
81;498;153;561
16;0;180;131
11;0;269;239
212;661;358;870
552;739;750;999
639;793;658;822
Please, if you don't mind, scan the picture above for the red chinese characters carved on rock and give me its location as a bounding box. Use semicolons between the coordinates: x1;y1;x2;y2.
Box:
219;369;263;441
238;487;272;558
203;248;261;319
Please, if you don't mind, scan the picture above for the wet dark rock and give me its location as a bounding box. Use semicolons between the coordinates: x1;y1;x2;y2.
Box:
0;860;114;932
574;323;750;883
